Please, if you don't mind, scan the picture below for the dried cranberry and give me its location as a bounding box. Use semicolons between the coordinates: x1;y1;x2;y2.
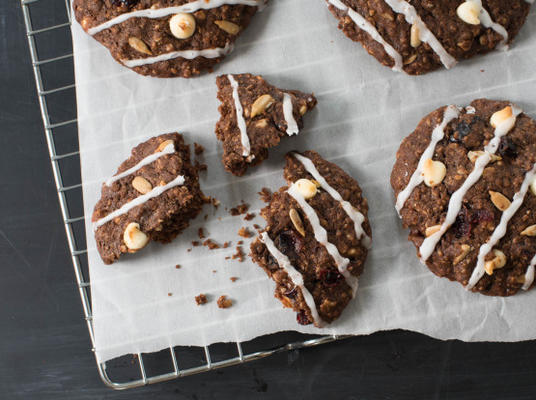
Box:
470;209;494;224
318;269;344;287
283;286;298;299
497;137;518;158
276;230;304;258
296;310;312;325
453;212;471;238
453;207;494;238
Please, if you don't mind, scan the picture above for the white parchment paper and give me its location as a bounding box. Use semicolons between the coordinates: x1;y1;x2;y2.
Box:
71;0;536;363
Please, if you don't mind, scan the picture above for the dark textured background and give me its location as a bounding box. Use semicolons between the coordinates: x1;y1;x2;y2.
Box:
2;1;536;399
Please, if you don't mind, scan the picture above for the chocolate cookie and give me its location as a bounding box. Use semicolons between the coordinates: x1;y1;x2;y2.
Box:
92;133;203;264
325;0;532;75
250;151;371;326
215;73;317;176
73;0;268;78
391;99;536;296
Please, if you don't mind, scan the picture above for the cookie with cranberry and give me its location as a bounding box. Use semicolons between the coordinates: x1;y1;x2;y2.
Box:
325;0;531;75
92;133;203;264
250;150;371;327
73;0;268;78
215;73;317;176
391;99;536;296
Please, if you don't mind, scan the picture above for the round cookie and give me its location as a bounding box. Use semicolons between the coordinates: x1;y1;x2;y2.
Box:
391;99;536;296
324;0;532;75
92;133;203;264
73;0;268;78
250;151;372;327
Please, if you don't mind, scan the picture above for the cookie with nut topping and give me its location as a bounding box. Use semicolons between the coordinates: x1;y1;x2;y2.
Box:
73;0;268;78
92;133;203;264
391;99;536;296
250;150;371;326
324;0;532;75
215;73;317;176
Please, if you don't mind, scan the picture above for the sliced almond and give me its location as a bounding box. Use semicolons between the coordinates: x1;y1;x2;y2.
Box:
128;37;152;55
422;159;447;187
404;54;417;65
289;208;305;237
425;225;441;237
484;249;507;275
255;119;268;128
531;175;536;196
453;244;471;265
123;222;149;251
490;106;514;129
250;94;274;118
132;176;152;194
214;20;241;35
521;224;536;237
299;104;308;116
410;23;421;48
489;190;511;211
467;150;501;164
156;139;174;152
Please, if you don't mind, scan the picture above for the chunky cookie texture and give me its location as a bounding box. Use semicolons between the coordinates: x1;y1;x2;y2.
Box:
391;99;536;296
92;133;203;264
73;0;267;78
215;74;317;176
325;0;532;75
250;151;371;327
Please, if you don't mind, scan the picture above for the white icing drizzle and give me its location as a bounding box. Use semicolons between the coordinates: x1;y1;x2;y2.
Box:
523;255;536;291
470;0;509;49
283;93;299;136
93;174;185;230
327;0;403;72
396;105;460;214
105;142;175;186
260;232;326;327
87;0;267;35
287;184;359;296
383;0;457;69
292;152;372;249
419;104;522;261
122;42;233;68
227;74;250;157
468;163;536;289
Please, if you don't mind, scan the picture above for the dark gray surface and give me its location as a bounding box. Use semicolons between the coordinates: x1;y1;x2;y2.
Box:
2;1;536;399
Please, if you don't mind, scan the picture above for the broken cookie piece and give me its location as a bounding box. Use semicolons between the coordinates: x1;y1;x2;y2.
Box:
215;73;317;176
92;133;203;264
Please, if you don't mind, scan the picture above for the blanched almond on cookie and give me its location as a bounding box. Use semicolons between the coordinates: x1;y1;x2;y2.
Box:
123;222;149;251
422;159;446;187
484;249;507;275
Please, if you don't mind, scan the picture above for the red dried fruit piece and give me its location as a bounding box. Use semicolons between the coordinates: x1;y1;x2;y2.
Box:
276;230;304;259
318;269;344;287
497;137;518;159
296;310;312;325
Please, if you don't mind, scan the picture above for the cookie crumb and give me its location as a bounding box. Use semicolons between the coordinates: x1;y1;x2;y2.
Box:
230;201;249;216
192;241;200;247
217;295;233;309
244;212;255;221
168;293;173;297
175;264;181;269
198;227;206;239
211;197;220;208
237;240;244;245
203;239;221;249
225;256;231;260
230;277;239;282
195;161;207;171
253;224;261;231
238;227;253;238
232;246;245;262
195;294;207;305
223;241;231;248
258;187;272;203
187;248;192;252
212;269;217;273
194;142;205;155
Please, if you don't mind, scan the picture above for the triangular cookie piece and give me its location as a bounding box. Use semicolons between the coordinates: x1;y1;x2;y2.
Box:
215;73;317;176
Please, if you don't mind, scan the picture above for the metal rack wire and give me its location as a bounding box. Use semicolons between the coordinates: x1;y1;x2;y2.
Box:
20;0;344;389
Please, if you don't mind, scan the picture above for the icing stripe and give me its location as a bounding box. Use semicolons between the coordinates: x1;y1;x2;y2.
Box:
383;0;457;69
292;152;372;249
228;74;251;157
396;105;460;213
287;184;359;295
471;0;509;49
87;0;267;35
93;175;185;230
468;163;536;289
419;105;522;261
523;255;536;291
122;42;233;68
260;232;326;327
105;142;175;186
327;0;403;72
283;93;299;136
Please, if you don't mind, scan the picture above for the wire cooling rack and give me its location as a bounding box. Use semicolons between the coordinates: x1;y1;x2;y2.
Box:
20;0;344;390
